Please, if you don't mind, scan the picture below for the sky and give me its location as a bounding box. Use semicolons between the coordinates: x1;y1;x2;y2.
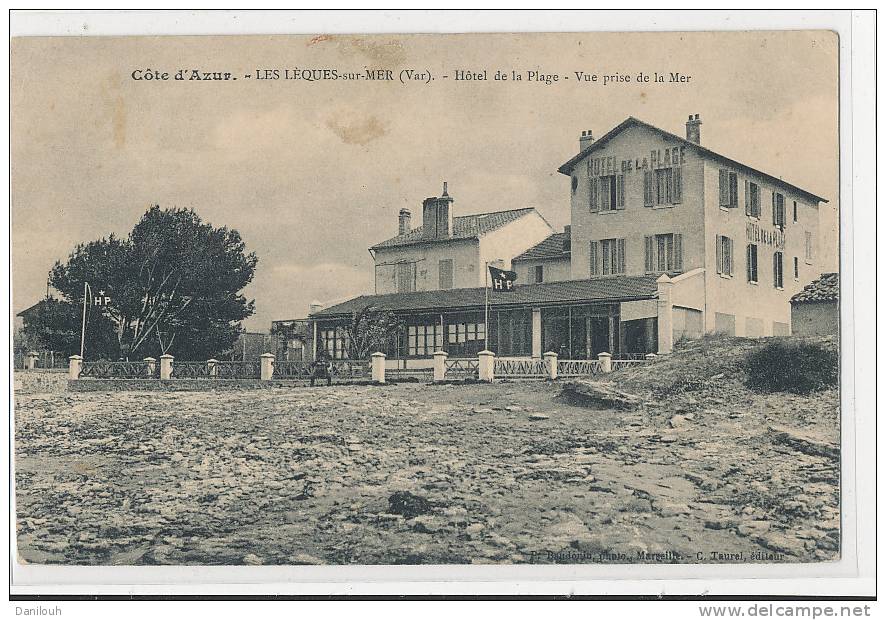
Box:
11;31;839;331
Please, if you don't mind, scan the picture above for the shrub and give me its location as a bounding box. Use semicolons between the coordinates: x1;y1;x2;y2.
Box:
744;340;838;394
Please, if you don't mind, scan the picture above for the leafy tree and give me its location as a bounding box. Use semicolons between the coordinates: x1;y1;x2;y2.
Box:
48;206;258;360
343;305;402;360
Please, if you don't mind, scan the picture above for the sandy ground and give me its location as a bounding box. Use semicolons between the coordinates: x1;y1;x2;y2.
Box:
14;374;839;565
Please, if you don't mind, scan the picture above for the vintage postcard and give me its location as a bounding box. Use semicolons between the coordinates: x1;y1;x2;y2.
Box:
8;11;874;601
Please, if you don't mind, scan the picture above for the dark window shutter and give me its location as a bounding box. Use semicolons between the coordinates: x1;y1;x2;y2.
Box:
719;170;729;206
644;171;654;207
644;236;654;272
729;174;738;207
746;244;752;281
617;238;626;273
716;235;723;274
772;192;777;225
616;175;625;209
589;177;599;212
672;168;682;204
600;177;611;211
673;234;684;272
589;241;600;276
744;180;750;215
726;237;735;276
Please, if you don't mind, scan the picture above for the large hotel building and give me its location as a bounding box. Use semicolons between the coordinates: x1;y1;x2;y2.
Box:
308;115;827;365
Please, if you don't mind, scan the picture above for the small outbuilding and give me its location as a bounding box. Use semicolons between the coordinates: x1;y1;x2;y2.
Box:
790;272;839;337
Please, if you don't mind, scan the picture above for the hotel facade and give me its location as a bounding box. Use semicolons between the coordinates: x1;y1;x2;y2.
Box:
308;115;827;365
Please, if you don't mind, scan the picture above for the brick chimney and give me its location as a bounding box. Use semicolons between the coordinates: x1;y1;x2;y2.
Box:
685;114;702;144
562;225;571;252
309;300;324;315
398;208;412;235
422;181;454;239
579;129;594;151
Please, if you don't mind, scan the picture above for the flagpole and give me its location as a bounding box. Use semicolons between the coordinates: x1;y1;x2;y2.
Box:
484;261;489;351
79;281;90;359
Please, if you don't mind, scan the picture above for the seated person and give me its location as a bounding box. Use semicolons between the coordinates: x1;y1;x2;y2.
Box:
310;350;332;386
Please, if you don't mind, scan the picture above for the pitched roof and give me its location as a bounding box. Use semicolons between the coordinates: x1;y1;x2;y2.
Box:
513;232;570;262
557;117;828;205
791;272;839;303
371;207;536;250
312;275;659;317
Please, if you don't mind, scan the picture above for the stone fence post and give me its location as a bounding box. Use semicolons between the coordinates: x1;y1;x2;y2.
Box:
478;350;495;382
207;358;218;378
68;355;82;380
598;351;612;373
260;353;275;381
433;350;448;383
25;351;39;370
656;274;674;354
543;351;558;380
143;357;156;378
159;354;174;381
371;352;386;383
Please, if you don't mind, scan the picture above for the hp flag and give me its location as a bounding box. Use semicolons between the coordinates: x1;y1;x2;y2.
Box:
488;265;517;292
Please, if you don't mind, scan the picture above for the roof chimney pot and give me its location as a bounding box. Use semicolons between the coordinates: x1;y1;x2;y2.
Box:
686;114;702;144
579;129;594;151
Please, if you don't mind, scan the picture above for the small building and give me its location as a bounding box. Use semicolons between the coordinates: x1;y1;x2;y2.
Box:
790;272;839;336
370;182;554;294
512;226;572;284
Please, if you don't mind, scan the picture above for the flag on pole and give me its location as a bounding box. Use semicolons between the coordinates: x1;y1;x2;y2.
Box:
488;265;517;292
91;288;112;306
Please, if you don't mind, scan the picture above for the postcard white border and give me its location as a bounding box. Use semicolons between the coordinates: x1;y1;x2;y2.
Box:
5;9;876;598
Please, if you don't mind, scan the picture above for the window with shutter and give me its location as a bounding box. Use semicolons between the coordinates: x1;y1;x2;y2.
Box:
644;236;654;271
589;177;599;212
748;182;760;217
716;236;723;274
793;256;799;280
773;251;784;289
600;176;612;211
439;259;454;289
720;170;738;207
617;238;626;273
616;175;625;209
744;180;750;215
644;171;654;207
719;170;729;206
673;234;683;271
724;237;733;276
747;244;758;283
671;168;682;204
589;241;600;276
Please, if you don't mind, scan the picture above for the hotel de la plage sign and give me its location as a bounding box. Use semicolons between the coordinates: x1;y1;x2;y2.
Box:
587;146;686;177
746;221;786;249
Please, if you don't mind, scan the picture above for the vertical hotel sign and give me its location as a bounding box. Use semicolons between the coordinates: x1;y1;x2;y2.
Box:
746;222;786;249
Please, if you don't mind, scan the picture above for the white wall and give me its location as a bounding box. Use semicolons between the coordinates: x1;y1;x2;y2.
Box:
512;256;571;284
373;239;479;294
478;211;554;278
701;159;822;336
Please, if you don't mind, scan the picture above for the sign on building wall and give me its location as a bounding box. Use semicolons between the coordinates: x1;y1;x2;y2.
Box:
746;222;786;250
588;146;686;177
